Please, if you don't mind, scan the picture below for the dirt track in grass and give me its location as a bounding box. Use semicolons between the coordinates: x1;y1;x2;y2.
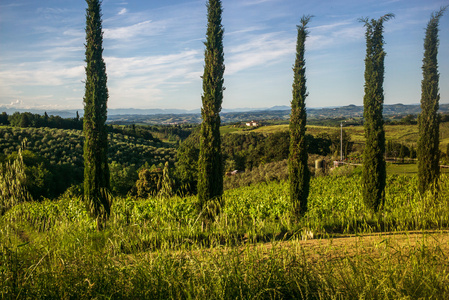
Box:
252;231;449;262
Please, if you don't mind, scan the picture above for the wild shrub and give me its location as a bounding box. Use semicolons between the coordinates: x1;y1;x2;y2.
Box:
0;147;32;215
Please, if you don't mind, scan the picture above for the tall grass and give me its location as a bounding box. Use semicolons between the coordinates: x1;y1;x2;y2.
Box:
1;173;449;298
2;231;448;299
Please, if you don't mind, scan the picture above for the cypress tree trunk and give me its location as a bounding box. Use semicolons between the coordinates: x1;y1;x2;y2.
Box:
418;7;447;195
360;14;394;212
289;16;311;220
83;0;110;230
197;0;225;225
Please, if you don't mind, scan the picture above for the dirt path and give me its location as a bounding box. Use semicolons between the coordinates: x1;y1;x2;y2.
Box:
168;230;449;264
251;230;449;262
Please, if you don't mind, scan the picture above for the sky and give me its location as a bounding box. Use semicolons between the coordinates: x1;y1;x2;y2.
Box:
0;0;448;111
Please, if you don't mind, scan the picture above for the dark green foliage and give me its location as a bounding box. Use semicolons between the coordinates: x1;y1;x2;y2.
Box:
7;111;82;129
197;0;225;221
83;0;110;228
135;166;162;198
224;160;289;190
6;150;52;200
418;7;447;194
0;112;9;125
109;161;137;196
360;14;394;212
159;161;174;198
175;132;200;195
289;16;311;219
0;147;31;215
328;129;353;159
386;140;412;160
109;124;162;143
178;130;336;193
19;113;31;128
0;126;176;198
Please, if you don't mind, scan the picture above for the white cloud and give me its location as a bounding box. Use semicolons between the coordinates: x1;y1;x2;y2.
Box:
105;50;201;78
0;62;84;88
240;0;278;6
103;50;203;107
226;26;265;36
104;20;166;40
118;8;127;15
226;33;295;74
307;21;364;51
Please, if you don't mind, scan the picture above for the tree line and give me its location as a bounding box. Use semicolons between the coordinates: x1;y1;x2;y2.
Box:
0;111;83;130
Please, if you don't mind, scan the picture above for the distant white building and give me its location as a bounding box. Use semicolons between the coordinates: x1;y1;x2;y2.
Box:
245;120;259;127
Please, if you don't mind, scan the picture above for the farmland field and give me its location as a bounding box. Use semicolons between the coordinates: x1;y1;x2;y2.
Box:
231;122;449;152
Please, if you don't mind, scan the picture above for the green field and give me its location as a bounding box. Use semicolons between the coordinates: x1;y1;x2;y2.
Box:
2;173;449;298
225;122;449;152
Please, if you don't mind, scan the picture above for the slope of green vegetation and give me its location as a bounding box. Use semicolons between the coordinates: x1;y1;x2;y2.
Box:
0;126;177;198
237;122;449;152
1;173;448;298
0;126;175;167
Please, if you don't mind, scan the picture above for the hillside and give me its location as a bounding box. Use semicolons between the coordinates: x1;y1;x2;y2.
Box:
0;126;177;198
227;122;449;152
4;103;448;125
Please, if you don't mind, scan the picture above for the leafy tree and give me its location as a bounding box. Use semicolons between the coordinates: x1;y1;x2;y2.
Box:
83;0;110;230
289;15;312;220
109;161;137;196
135;166;162;198
7;150;52;200
0;112;8;125
175;132;200;194
159;161;174;199
197;0;225;224
19;113;31;128
418;7;447;194
360;14;394;212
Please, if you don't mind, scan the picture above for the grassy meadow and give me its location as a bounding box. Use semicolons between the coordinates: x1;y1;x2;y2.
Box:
225;122;449;153
2;171;449;298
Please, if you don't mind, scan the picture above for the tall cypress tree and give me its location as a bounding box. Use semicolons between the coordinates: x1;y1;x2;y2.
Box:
197;0;225;224
289;15;311;220
418;7;447;195
83;0;110;230
360;14;394;212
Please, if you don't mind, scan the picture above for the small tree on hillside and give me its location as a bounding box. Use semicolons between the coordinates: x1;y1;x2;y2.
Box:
418;7;447;194
83;0;110;230
289;15;312;220
360;14;394;212
197;0;225;226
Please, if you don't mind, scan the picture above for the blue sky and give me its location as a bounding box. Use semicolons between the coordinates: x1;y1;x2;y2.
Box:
0;0;448;111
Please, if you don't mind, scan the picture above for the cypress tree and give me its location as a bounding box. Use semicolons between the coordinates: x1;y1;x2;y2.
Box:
418;7;447;194
83;0;110;230
360;14;394;212
197;0;225;224
289;15;312;220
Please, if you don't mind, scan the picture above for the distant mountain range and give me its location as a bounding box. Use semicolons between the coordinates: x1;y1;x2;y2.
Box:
1;103;448;122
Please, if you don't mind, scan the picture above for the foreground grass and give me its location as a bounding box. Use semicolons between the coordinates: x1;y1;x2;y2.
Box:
1;174;449;298
2;230;448;299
